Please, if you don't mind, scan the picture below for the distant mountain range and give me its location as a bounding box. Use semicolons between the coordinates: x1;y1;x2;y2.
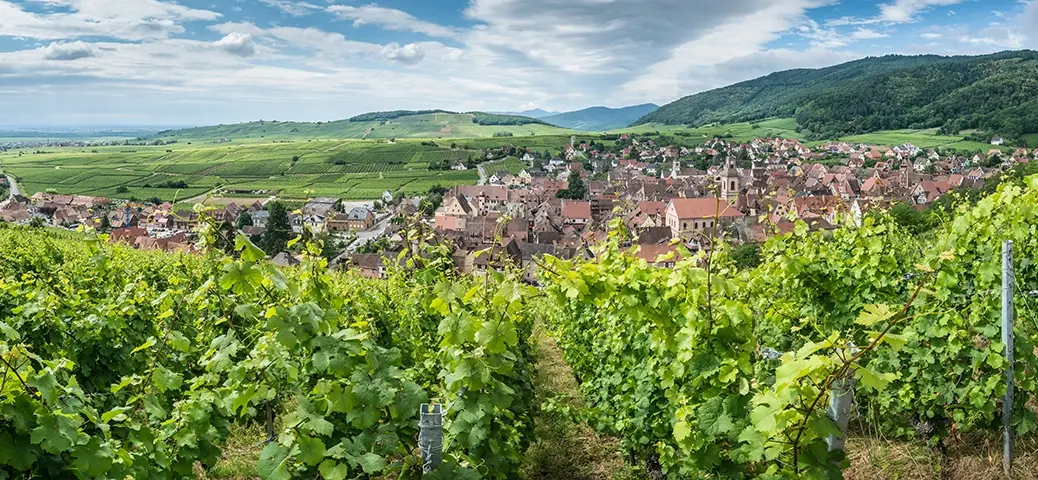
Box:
637;50;1038;140
542;104;659;131
492;109;559;118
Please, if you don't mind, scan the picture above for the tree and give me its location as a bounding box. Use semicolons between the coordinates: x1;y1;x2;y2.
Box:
556;173;587;200
420;193;443;215
115;186;129;194
890;202;928;235
98;214;112;233
237;212;254;230
731;243;761;269
261;201;292;255
29;217;44;228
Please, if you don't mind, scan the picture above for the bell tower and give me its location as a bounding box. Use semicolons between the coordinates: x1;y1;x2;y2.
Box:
719;158;740;203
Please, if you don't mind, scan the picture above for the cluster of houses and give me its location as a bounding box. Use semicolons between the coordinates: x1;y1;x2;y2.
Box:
6;133;1033;279
0;138;135;152
358;136;1031;279
0;192;386;259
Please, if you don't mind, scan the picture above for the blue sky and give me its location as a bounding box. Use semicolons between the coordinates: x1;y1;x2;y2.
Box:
0;0;1035;126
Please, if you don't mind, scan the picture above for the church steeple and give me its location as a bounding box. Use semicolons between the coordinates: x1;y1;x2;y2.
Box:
719;157;740;203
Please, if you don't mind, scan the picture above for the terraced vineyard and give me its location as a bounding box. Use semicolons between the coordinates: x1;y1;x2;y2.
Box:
0;139;481;201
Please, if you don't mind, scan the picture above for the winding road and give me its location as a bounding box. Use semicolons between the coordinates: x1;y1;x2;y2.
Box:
477;164;487;185
4;173;19;199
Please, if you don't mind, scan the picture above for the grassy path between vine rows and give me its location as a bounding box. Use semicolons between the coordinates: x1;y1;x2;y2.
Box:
520;327;645;480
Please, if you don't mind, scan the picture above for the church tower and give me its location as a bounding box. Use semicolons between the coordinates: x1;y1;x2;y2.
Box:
719;158;740;203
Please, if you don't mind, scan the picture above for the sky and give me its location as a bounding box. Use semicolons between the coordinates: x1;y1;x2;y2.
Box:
0;0;1036;127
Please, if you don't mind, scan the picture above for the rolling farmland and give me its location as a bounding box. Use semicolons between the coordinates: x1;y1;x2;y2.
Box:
0;139;481;201
150;112;574;143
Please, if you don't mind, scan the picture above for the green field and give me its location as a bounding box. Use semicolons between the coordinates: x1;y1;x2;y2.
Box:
483;157;529;175
837;129;999;152
614;117;804;142
0;139;478;201
151;113;575;143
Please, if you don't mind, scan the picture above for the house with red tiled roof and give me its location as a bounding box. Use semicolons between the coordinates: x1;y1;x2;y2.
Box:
109;227;147;244
560;200;591;226
634;244;681;268
665;198;744;240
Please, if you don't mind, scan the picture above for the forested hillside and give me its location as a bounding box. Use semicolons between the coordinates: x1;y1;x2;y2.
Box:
638;50;1038;139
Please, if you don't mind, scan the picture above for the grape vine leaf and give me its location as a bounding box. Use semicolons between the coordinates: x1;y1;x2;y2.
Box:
698;397;735;436
152;365;183;393
476;319;517;354
30;412;81;454
28;370;60;404
319;460;348;480
855;304;892;327
258;442;294;480
0;320;20;340
354;452;387;474
0;432;38;470
856;366;897;391
296;435;326;466
220;263;263;295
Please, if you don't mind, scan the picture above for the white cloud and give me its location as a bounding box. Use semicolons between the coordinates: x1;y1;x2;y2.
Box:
0;0;221;40
379;43;425;65
1022;1;1038;47
209;22;267;37
460;0;834;76
40;41;97;61
2;0;1031;127
214;32;257;57
921;32;942;39
327;4;459;38
851;28;888;39
265;26;383;57
259;0;321;17
798;19;848;48
878;0;964;23
620;0;834;101
960;24;1025;48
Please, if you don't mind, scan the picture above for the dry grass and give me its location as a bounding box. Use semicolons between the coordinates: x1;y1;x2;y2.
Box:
521;326;645;480
846;432;1038;479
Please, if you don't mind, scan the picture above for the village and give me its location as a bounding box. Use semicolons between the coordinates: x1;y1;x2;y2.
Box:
1;133;1032;279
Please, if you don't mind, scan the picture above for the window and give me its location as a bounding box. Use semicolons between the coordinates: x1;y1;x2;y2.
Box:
730;181;736;190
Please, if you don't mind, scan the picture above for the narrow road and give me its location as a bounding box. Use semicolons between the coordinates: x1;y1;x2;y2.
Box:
477;164;488;185
5;174;19;198
346;213;393;251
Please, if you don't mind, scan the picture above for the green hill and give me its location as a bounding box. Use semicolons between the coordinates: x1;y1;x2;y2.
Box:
637;50;1038;140
541;104;658;131
153;111;569;142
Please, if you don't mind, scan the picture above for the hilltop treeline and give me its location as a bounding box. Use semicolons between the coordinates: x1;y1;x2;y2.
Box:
469;112;550;126
347;109;456;122
639;50;1038;139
